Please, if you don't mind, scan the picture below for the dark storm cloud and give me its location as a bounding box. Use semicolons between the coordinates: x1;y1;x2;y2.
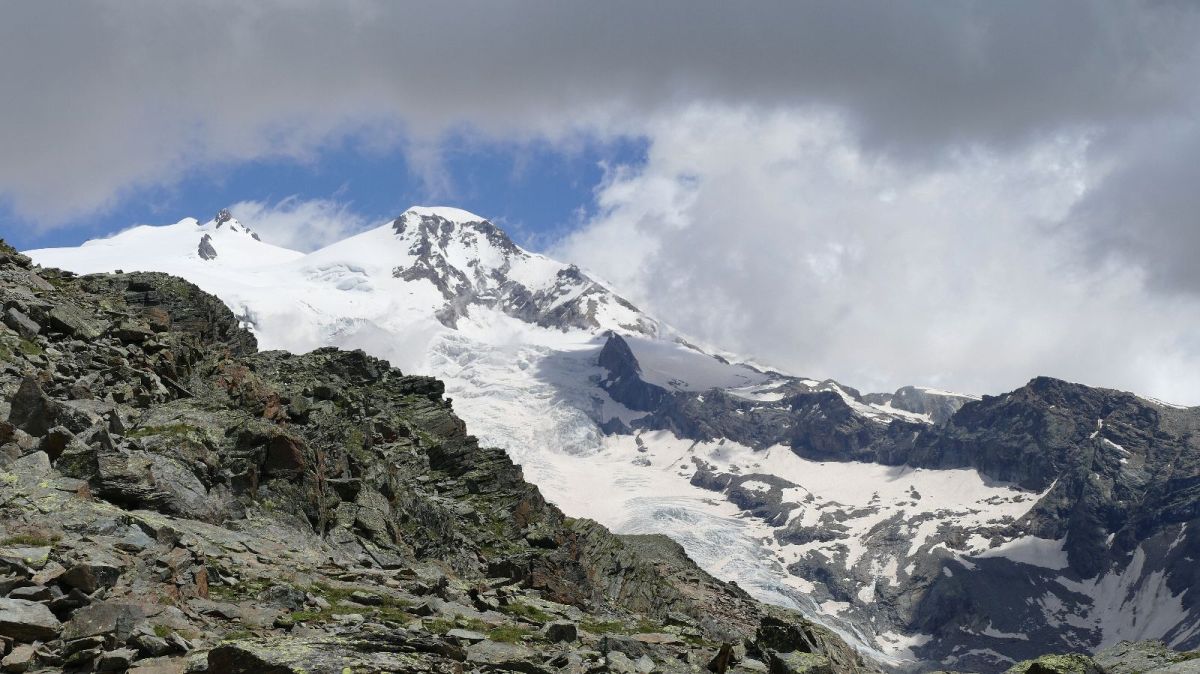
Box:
5;1;1200;401
0;1;1197;221
1070;121;1200;294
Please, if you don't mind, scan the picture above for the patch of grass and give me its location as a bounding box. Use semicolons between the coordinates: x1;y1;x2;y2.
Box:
487;625;533;643
580;619;628;635
17;339;43;357
289;609;324;623
290;583;414;625
153;625;173;638
425;618;455;634
458;617;488;632
1;533;60;547
500;602;552;623
634;618;663;633
208;577;270;602
681;632;713;648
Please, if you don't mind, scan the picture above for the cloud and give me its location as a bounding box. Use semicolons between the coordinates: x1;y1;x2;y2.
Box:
227;197;370;252
1069;119;1200;296
554;107;1200;404
3;2;1200;400
1;2;1197;225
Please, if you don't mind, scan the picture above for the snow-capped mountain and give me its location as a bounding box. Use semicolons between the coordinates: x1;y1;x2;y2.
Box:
27;208;1200;672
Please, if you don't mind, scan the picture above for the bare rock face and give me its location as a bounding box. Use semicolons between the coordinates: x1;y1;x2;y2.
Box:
197;233;217;261
593;320;1200;671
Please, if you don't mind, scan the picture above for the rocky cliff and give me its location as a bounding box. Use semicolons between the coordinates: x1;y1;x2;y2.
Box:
0;238;873;674
597;333;1200;671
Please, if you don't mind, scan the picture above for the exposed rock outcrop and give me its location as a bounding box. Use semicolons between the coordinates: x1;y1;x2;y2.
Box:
0;238;872;673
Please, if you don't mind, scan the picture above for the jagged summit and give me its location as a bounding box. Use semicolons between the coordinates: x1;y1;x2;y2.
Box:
202;208;261;240
293;206;659;335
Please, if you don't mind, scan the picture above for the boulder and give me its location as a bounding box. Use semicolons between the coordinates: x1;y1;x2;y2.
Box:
95;647;137;672
207;640;330;674
127;656;187;673
7;378;58;437
0;597;62;641
113;319;154;344
0;643;37;672
61;601;145;643
263;434;306;475
445;628;487;643
765;650;833;674
2;308;39;340
606;651;640;674
465;640;549;674
61;560;122;593
1004;654;1107;674
545;620;579;643
36;426;72;462
5;585;50;602
602;634;649;658
46;304;102;340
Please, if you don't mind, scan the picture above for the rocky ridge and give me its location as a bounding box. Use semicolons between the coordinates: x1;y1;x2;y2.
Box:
595;333;1200;670
0;238;871;673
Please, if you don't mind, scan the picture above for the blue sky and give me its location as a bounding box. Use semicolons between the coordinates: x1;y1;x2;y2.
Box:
3;135;647;253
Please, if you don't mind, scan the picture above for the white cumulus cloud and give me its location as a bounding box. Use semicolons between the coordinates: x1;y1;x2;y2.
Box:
554;107;1200;404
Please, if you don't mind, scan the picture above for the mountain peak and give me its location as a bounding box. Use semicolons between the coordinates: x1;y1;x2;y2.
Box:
202;208;261;242
391;205;518;258
403;205;488;224
378;206;656;335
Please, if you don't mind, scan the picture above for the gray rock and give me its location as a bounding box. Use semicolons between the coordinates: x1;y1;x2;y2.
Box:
606;651;640;674
1097;641;1200;674
348;589;382;606
0;597;62;641
7;378;58;437
197;234;217;261
466;640;547;672
765;650;833;674
0;545;51;571
96;647;137;671
603;634;649;658
445;627;487;643
0;643;37;672
256;584;306;611
46;304;102;339
5;585;51;601
61;560;122;593
61;601;145;642
545;620;579;643
133;633;174;657
2;308;40;340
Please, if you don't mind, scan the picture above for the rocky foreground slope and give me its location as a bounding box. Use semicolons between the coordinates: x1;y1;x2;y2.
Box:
0;239;876;673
